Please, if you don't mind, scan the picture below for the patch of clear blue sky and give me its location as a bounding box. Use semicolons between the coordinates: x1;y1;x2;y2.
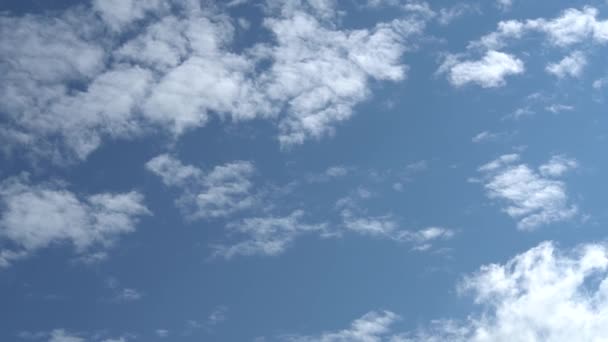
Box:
1;0;608;340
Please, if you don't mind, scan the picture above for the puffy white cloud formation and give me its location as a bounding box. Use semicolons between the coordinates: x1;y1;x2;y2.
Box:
0;176;149;267
439;51;524;88
0;0;423;162
478;154;578;230
283;240;608;342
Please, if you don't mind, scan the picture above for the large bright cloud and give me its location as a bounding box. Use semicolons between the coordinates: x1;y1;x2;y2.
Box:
0;0;423;162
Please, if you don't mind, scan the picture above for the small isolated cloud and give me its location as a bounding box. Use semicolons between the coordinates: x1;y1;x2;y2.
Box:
116;288;143;302
478;154;578;230
155;329;169;338
307;166;351;183
337;189;454;251
282;310;399;341
437;4;479;26
207;306;228;327
496;0;513;11
439;51;524;88
0;175;149;268
397;227;455;251
545;104;574;113
593;77;608;90
146;154;257;220
546;51;587;78
472;131;499;143
212;211;329;259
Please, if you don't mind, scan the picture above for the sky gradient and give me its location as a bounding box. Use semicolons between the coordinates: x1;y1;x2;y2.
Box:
1;0;608;341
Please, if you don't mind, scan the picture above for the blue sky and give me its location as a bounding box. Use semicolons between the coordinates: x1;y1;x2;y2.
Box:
1;0;608;341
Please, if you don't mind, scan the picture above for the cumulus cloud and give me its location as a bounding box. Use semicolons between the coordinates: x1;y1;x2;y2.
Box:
0;176;149;268
546;51;587;78
291;241;608;341
212;210;329;259
259;11;423;146
478;154;578;230
146;154;257;220
1;0;423;162
439;51;524;88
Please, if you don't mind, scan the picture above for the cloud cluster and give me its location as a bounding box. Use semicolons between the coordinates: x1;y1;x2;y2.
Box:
1;0;423;162
146;154;257;220
478;154;578;230
440;6;608;87
0;176;149;267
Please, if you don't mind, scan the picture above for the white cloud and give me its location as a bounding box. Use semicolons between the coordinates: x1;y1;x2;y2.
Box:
474;7;608;50
397;227;455;251
306;241;608;342
341;209;399;237
116;288;143;302
307;165;351;183
283;310;399;341
48;330;84;342
146;154;257;220
259;11;423;146
546;51;587;78
20;330;129;342
155;329;169;338
439;51;524;88
340;206;454;250
545;104;574;113
207;306;228;326
437;4;479;26
212;210;328;258
92;0;166;31
478;154;578;230
496;0;513;11
593;77;608;89
472;131;499;143
1;1;423;162
0;176;149;268
538;155;578;177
